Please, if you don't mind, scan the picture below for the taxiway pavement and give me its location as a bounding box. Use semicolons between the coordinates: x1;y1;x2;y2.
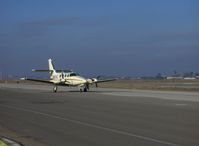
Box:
0;83;199;146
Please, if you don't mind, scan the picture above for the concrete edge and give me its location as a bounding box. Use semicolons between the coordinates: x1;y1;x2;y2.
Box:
0;136;23;146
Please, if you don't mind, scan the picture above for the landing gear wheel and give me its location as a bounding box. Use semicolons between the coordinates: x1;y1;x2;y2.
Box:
53;86;57;92
83;87;87;92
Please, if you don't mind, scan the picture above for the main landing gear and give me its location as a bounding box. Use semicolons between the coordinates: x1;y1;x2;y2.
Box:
80;87;87;92
53;86;57;92
83;87;88;92
79;84;89;92
53;85;89;93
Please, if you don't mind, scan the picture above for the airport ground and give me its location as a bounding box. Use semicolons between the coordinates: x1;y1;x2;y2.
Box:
1;79;199;92
0;81;199;146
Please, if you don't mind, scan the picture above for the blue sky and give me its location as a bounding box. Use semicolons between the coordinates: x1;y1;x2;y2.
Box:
0;0;198;77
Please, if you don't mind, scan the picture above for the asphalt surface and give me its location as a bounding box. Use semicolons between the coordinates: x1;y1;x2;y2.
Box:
0;83;199;146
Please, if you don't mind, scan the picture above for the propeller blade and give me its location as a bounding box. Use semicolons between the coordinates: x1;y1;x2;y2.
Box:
86;83;90;90
95;83;98;88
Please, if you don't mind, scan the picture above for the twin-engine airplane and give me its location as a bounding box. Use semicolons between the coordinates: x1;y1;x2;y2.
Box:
21;59;116;92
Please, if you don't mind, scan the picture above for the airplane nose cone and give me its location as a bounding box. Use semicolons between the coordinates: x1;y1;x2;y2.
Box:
76;76;87;84
86;79;92;84
82;78;87;83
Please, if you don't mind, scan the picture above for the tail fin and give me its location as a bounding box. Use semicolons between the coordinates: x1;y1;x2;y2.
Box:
48;58;55;71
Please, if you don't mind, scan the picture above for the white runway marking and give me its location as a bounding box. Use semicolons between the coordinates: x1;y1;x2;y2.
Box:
99;91;199;102
0;104;182;146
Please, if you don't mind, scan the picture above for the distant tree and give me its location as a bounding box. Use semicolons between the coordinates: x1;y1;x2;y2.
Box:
172;70;181;77
156;73;163;79
174;70;177;75
183;72;194;77
195;73;199;76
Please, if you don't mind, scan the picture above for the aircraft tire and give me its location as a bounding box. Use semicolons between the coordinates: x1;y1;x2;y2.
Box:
53;86;57;92
83;87;87;92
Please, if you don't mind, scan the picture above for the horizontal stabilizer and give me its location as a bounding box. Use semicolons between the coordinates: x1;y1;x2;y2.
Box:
32;69;54;72
32;69;72;72
56;70;72;72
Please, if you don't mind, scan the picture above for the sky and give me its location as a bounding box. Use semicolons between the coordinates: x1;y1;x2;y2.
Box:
0;0;199;78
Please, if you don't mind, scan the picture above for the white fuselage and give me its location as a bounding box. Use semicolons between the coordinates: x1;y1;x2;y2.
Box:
50;72;87;86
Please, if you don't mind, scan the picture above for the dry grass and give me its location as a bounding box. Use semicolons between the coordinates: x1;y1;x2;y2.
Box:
0;124;48;146
94;79;199;92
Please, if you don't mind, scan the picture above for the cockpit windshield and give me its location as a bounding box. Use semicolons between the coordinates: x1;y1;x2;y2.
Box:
69;73;79;76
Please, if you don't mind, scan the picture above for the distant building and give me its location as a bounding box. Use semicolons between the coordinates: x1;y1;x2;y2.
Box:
166;76;183;80
183;77;196;80
155;71;199;80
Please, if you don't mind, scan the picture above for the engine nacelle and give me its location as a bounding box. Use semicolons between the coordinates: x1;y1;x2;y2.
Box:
87;78;97;83
91;78;97;82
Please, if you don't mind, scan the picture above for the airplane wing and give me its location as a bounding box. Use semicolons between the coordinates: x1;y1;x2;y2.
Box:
56;70;72;72
89;78;117;88
20;78;72;87
96;78;117;83
20;78;54;84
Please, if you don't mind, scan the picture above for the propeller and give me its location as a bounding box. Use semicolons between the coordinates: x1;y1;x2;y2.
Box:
86;83;90;90
90;78;98;88
95;82;98;88
95;76;101;88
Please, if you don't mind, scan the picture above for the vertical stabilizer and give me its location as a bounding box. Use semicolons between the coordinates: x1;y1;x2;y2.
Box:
48;58;55;72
